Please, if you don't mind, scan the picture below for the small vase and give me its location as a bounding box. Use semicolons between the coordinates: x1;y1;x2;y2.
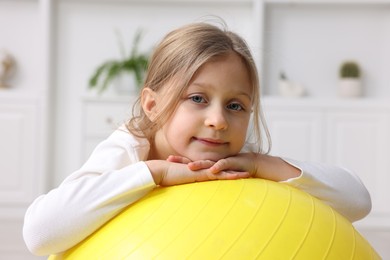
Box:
113;72;139;95
0;50;15;88
339;78;362;98
278;80;305;97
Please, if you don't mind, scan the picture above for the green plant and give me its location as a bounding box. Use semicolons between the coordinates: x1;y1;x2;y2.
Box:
340;61;360;78
89;30;149;94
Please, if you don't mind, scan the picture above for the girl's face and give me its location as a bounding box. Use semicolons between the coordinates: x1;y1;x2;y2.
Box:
152;52;252;161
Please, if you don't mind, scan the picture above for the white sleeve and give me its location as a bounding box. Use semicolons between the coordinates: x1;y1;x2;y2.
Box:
280;158;372;223
23;130;156;256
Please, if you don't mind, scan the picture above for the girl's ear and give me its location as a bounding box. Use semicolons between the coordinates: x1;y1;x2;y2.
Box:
141;88;158;121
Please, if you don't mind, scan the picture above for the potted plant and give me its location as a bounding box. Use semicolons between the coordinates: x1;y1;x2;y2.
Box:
88;30;149;95
339;61;362;97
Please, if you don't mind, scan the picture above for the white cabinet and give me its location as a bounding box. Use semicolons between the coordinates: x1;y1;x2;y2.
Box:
264;108;324;162
263;97;390;257
264;98;390;216
0;95;46;259
326;110;390;216
82;96;137;160
0;100;40;204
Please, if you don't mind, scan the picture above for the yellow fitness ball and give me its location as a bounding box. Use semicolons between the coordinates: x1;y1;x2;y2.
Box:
50;179;379;259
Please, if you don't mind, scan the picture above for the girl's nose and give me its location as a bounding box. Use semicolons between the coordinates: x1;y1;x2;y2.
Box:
204;106;228;131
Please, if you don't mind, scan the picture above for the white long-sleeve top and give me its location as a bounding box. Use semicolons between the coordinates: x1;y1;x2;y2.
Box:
23;126;371;256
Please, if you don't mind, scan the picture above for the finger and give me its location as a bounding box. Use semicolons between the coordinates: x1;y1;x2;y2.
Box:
209;158;232;174
166;155;192;164
216;171;251;180
194;170;250;182
188;160;216;171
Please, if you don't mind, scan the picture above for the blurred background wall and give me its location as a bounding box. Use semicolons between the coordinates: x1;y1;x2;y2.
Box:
0;0;389;259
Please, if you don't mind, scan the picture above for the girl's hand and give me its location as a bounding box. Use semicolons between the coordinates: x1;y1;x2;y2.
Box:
209;153;258;176
210;153;301;182
146;159;250;186
166;155;192;164
166;155;215;171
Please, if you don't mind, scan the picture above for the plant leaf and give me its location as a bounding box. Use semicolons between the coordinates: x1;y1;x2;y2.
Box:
130;29;143;58
89;62;113;88
101;62;128;93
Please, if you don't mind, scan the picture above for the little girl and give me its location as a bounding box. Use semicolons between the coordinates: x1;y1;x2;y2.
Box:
23;22;371;256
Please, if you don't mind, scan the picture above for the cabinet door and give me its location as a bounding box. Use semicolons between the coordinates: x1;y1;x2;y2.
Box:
0;100;45;259
264;109;324;162
326;110;390;216
82;99;135;160
0;102;40;204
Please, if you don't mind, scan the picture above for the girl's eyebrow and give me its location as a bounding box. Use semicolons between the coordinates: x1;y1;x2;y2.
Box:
188;82;252;100
234;90;252;99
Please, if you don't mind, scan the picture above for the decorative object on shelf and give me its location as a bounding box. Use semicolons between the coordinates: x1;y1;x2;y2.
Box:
88;30;149;95
278;72;305;97
0;49;15;88
339;61;362;98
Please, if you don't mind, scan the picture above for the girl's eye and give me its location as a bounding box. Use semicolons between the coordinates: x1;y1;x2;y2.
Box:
190;95;206;104
227;103;244;111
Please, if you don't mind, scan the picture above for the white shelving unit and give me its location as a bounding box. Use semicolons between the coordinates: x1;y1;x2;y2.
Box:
2;0;389;258
256;0;390;98
0;0;52;259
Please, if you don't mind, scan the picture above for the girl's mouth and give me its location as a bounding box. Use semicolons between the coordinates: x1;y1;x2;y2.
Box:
192;137;228;146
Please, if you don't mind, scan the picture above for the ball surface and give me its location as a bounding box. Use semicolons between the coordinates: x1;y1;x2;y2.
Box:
51;179;379;259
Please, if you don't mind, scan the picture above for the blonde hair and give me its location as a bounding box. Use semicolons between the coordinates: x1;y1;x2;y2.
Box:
126;22;270;154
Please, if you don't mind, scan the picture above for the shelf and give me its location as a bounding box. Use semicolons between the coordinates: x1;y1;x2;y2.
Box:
61;0;251;4
83;93;139;103
0;89;44;101
262;96;390;109
264;0;390;4
261;2;390;98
